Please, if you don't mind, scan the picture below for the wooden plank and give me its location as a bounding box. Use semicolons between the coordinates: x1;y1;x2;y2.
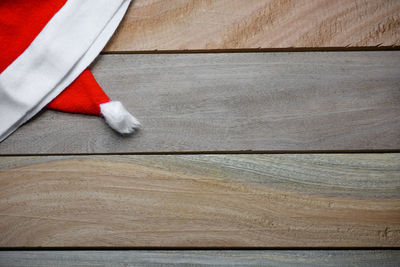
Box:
105;0;400;52
1;52;399;154
0;154;399;247
1;250;400;266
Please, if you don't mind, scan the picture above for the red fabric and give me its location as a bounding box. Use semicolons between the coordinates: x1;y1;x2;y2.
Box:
47;70;109;115
0;0;109;116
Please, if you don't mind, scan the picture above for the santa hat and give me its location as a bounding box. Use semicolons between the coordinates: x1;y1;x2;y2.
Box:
0;0;140;143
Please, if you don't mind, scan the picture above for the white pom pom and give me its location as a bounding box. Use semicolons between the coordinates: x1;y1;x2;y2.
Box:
100;101;141;134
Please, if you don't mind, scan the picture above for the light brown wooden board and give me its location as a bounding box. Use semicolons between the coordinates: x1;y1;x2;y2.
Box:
1;52;399;154
1;250;400;266
0;154;399;247
105;0;400;52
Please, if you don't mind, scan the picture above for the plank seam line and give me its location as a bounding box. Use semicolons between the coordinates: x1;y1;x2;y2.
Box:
1;150;400;157
1;247;400;251
101;46;400;55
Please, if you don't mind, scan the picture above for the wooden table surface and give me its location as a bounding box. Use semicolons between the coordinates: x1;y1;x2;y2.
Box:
0;0;399;266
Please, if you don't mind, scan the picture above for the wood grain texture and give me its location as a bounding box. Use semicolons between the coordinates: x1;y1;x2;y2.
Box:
1;52;399;154
1;250;400;267
0;154;399;247
104;0;400;52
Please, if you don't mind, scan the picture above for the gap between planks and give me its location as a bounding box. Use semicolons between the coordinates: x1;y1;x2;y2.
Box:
2;150;400;157
101;46;400;55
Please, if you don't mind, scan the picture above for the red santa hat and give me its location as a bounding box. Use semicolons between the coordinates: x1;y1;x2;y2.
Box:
0;0;140;143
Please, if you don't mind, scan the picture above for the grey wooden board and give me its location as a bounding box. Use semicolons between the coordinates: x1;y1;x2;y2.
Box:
1;250;399;267
0;51;399;154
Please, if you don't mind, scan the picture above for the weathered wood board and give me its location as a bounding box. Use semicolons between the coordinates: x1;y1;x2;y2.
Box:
0;0;399;262
105;0;400;52
1;154;399;247
1;52;399;154
1;250;400;266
